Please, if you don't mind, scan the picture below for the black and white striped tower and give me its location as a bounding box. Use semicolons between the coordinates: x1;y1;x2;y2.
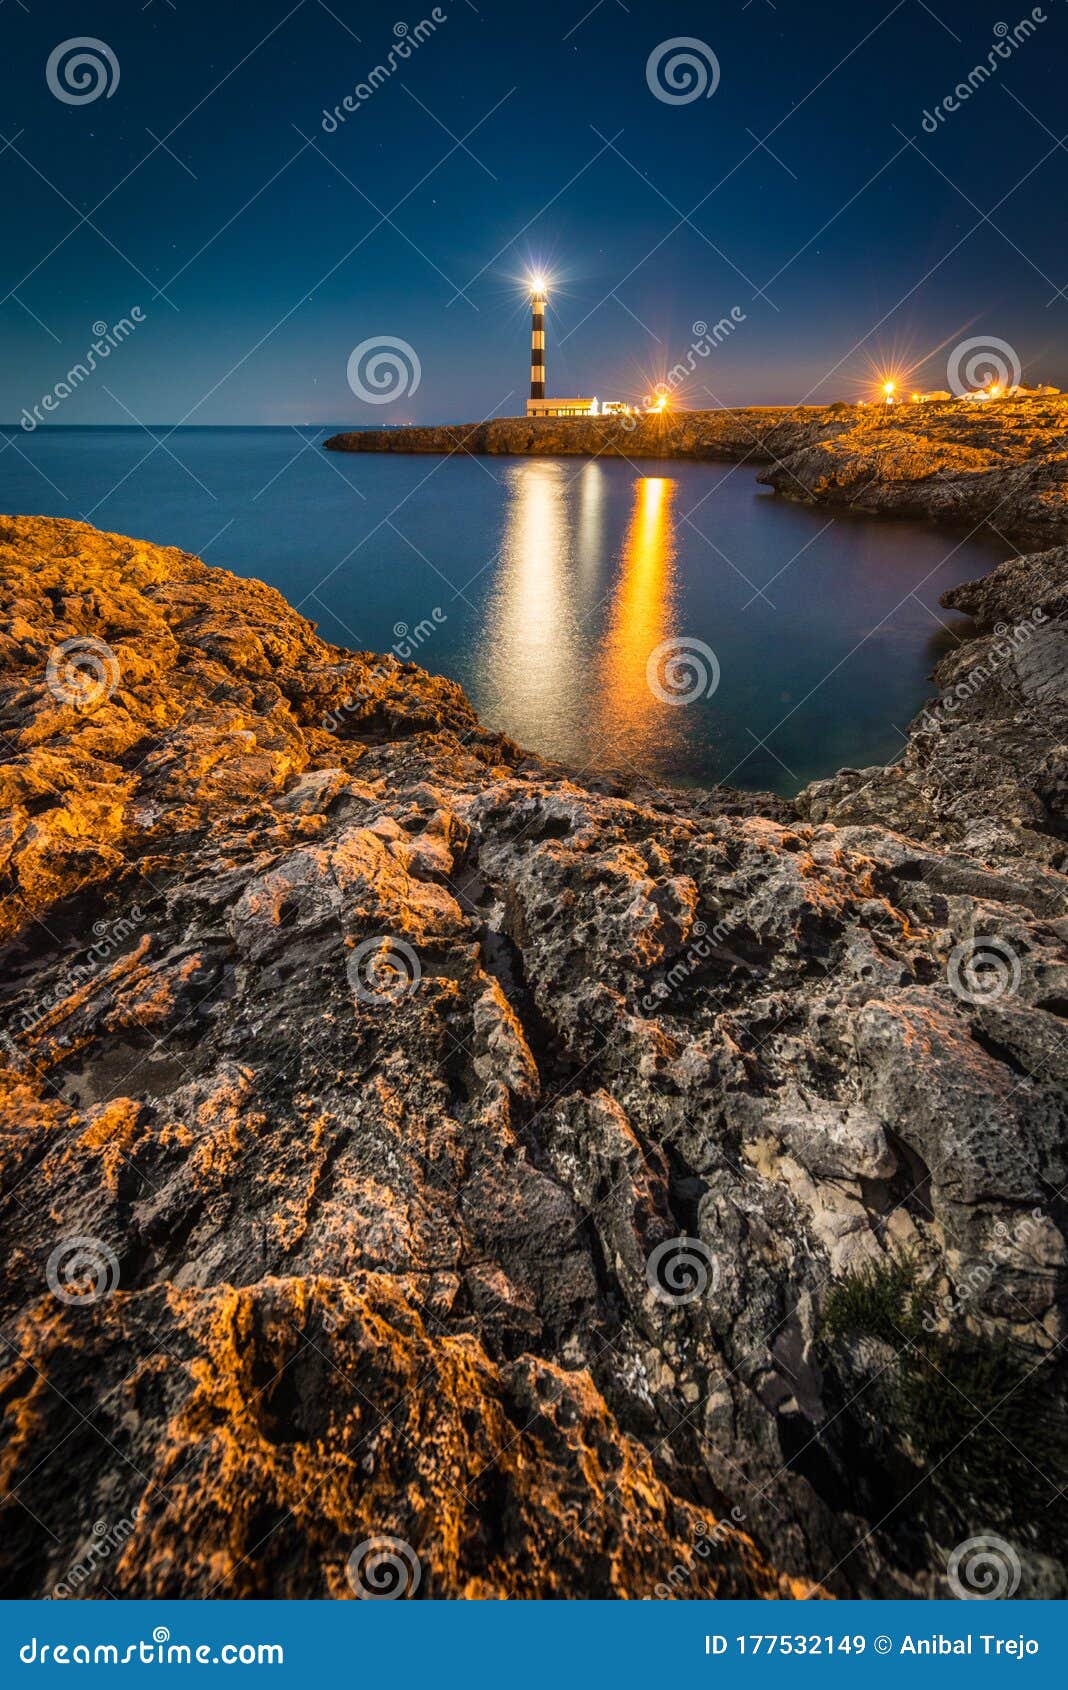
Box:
530;278;547;400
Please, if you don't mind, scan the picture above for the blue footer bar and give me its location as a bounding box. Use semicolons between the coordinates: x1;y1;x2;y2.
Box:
2;1601;1064;1684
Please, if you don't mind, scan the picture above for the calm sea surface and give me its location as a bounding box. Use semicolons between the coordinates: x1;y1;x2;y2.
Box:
1;425;1006;796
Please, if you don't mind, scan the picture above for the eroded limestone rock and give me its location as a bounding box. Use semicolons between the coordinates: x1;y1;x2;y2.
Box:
0;514;1064;1601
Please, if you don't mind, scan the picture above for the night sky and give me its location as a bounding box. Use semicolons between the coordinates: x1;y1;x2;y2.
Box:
2;0;1067;424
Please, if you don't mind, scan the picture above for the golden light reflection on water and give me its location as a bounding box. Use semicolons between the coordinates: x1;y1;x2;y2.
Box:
482;462;687;770
597;475;683;764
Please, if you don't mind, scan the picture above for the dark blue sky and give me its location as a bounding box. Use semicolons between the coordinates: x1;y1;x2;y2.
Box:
2;0;1067;422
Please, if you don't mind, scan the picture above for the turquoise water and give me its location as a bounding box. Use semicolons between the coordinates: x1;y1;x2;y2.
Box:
0;425;1005;795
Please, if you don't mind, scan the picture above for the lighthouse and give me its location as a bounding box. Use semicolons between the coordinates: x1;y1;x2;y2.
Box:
530;276;547;401
523;270;630;418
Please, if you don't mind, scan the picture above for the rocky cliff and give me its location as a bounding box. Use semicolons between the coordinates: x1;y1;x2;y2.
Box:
0;513;1065;1601
327;393;1068;546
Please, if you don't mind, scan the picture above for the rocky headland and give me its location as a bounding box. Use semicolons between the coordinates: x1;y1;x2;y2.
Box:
0;505;1065;1601
327;392;1068;547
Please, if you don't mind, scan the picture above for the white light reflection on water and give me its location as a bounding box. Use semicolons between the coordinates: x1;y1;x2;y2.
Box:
483;463;694;777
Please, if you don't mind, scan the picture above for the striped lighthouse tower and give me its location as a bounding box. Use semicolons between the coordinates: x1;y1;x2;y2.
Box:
530;279;547;401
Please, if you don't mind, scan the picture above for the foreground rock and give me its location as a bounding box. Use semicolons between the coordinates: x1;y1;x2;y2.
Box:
327;394;1068;545
0;514;1065;1601
798;544;1068;869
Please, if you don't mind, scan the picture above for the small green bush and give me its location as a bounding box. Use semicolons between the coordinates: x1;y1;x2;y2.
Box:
892;1339;1066;1535
820;1252;924;1346
819;1255;1067;1543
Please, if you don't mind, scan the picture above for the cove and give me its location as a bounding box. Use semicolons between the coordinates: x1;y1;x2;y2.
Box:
0;427;1006;795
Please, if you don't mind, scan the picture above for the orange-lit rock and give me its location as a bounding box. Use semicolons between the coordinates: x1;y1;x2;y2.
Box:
0;513;1064;1601
327;393;1068;547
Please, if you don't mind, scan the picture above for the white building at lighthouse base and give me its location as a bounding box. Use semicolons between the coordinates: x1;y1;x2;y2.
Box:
525;396;631;418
